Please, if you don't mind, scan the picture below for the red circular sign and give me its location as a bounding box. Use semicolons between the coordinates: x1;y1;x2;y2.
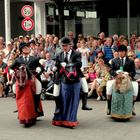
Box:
21;5;34;17
21;17;34;31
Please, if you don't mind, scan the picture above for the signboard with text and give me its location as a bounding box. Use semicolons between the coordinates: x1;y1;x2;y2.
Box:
21;5;34;17
21;17;34;31
21;5;34;31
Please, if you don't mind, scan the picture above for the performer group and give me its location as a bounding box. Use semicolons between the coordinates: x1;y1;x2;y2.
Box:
1;34;138;128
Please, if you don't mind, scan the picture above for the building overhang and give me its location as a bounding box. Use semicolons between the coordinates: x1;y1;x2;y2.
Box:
11;0;96;3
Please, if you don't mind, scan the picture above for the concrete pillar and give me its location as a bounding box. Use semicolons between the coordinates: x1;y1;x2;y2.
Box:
34;1;46;37
4;0;11;44
127;0;130;44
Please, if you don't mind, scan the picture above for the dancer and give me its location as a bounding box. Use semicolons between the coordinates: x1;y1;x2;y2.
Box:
10;42;44;127
52;37;82;128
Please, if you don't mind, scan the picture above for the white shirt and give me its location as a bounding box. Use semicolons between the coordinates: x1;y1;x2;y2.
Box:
119;56;126;66
64;49;72;61
23;55;29;61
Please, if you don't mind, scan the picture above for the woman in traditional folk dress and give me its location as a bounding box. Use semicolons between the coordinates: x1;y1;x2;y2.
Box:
106;72;138;119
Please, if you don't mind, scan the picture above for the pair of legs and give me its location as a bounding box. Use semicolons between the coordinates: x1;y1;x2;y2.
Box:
88;79;98;97
88;79;105;100
96;87;106;101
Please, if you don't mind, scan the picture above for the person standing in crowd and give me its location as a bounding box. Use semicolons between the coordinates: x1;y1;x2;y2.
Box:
130;33;137;50
134;58;140;83
0;51;7;97
0;36;5;49
102;37;116;64
3;41;13;64
10;42;44;127
53;36;62;57
67;31;77;50
76;39;90;71
52;37;82;128
135;40;140;58
45;35;56;58
40;52;56;90
89;37;102;63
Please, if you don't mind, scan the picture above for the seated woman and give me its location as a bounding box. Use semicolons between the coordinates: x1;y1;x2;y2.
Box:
85;63;96;84
88;59;110;100
106;72;139;119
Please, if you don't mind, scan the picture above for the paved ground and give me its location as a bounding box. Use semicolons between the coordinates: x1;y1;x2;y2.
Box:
0;97;140;140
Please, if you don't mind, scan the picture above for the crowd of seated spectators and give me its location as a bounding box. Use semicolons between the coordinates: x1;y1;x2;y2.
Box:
0;31;139;101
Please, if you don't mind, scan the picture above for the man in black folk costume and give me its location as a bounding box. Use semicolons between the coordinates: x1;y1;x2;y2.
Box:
10;42;44;127
52;37;83;128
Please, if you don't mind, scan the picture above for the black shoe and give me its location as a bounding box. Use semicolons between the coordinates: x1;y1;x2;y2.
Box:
82;106;92;110
13;110;18;113
132;111;136;116
107;110;111;115
24;122;36;128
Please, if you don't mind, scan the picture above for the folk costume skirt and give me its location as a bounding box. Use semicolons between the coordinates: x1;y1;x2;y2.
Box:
111;87;133;119
52;82;81;127
16;80;43;124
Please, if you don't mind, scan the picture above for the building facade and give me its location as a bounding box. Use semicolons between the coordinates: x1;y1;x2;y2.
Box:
1;0;140;43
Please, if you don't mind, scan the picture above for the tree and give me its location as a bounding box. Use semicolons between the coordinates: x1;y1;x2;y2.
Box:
51;0;71;38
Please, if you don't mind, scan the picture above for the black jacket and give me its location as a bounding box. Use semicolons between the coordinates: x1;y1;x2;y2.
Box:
111;57;136;79
54;50;83;84
10;55;44;81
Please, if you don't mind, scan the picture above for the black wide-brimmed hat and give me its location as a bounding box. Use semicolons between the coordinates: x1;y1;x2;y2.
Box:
61;37;71;45
118;45;127;52
19;42;29;52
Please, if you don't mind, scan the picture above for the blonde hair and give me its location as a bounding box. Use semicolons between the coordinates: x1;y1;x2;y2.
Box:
114;73;132;93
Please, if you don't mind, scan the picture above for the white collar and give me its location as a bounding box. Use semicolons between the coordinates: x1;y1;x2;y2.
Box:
23;55;29;58
66;49;72;55
120;56;126;60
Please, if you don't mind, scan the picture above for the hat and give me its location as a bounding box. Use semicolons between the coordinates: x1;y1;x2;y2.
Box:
19;42;29;52
61;37;71;45
19;35;23;39
116;69;129;75
29;40;35;45
118;45;127;52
